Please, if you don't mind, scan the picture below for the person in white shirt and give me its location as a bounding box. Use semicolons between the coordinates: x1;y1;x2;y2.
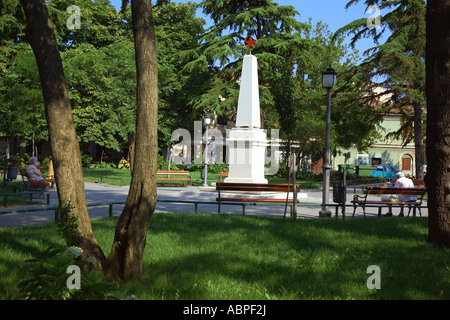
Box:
385;172;417;217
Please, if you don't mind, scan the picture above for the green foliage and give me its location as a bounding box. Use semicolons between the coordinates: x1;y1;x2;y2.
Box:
64;40;136;152
186;0;310;124
17;246;118;300
0;43;47;142
55;202;80;247
80;152;93;167
153;1;207;147
336;0;426;145
89;162;117;169
207;163;228;174
157;154;181;171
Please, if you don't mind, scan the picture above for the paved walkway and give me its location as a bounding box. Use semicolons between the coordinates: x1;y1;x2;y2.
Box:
0;182;428;229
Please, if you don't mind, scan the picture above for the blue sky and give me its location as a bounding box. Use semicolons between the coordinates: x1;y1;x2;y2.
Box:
110;0;389;56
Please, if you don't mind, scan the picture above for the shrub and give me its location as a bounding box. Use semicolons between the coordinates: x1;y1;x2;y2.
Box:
89;162;117;169
208;163;228;174
80;152;93;167
118;158;130;170
17;246;118;300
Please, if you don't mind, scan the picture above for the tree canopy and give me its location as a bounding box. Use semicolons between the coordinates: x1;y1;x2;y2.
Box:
1;0;398;164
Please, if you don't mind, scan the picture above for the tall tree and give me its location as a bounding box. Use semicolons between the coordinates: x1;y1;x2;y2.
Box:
290;21;378;167
153;1;206;148
105;0;159;280
336;0;427;179
425;0;450;248
19;0;106;267
19;0;160;280
186;0;309;124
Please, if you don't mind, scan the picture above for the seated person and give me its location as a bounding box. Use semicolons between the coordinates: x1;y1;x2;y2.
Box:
385;172;417;217
26;157;50;190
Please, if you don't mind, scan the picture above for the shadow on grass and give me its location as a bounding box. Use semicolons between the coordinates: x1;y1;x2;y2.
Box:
0;214;448;300
117;214;449;300
0;223;66;299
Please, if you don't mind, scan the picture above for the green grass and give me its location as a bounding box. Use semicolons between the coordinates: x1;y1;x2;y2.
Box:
82;168;132;186
0;213;449;300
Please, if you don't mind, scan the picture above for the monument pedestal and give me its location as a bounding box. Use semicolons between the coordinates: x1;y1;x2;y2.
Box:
225;128;268;184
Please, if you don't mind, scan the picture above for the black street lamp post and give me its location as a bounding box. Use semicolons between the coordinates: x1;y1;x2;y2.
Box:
319;66;337;218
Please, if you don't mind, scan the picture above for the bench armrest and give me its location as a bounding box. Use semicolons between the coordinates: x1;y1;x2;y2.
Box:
352;194;367;202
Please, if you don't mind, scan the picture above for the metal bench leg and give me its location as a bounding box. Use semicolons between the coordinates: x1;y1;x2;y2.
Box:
407;205;412;217
352;205;357;218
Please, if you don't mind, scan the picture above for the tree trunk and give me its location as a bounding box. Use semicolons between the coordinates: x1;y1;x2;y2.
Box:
425;0;450;248
105;0;158;280
128;132;135;172
413;102;424;180
20;0;106;266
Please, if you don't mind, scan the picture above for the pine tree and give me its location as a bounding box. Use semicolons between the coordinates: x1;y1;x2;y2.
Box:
184;0;310;124
336;0;426;178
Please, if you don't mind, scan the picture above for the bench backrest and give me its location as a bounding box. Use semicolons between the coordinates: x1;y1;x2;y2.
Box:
365;186;426;195
216;182;300;193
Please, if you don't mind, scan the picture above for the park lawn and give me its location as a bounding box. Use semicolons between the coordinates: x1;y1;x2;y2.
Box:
0;213;448;300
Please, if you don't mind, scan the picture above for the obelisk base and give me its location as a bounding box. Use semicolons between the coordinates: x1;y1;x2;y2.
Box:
225;128;268;184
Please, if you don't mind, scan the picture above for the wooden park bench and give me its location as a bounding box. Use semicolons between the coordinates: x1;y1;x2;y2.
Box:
216;182;301;215
351;186;427;218
16;169;54;197
156;170;192;186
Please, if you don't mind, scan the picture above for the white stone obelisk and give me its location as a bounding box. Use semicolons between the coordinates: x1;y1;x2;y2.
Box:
225;54;268;184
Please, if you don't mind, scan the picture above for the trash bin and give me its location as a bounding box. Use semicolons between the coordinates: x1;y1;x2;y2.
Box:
333;181;346;204
7;165;18;180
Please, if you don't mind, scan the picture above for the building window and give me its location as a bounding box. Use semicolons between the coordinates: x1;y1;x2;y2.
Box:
357;154;369;166
372;157;382;166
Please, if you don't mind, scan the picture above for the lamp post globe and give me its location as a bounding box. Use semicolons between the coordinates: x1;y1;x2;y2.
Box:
322;66;337;89
319;66;337;218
